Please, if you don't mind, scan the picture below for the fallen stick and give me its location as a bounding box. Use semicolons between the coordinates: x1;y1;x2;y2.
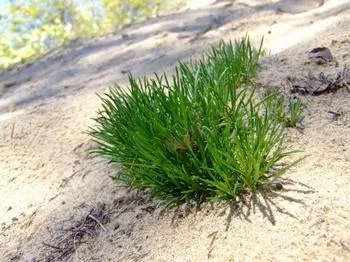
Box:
88;214;107;232
10;122;15;139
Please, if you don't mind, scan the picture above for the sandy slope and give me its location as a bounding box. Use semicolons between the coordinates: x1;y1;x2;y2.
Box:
0;0;350;261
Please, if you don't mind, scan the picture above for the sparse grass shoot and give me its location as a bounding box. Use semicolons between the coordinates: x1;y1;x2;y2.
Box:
265;91;305;128
287;96;305;127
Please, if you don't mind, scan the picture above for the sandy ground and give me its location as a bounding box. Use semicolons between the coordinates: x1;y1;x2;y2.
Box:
0;0;350;261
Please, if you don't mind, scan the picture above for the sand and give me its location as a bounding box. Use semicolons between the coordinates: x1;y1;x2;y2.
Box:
0;0;350;261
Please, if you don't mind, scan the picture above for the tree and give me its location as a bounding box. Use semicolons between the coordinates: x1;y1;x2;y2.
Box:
0;0;182;70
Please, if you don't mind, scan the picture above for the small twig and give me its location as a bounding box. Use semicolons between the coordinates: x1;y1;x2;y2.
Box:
112;206;129;217
42;242;62;250
72;215;89;232
327;111;342;117
340;241;350;253
73;232;79;259
10;122;15;139
88;214;107;232
44;205;110;261
208;231;218;247
207;246;215;259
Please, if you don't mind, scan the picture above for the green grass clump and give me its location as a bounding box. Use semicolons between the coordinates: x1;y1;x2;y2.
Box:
90;38;302;206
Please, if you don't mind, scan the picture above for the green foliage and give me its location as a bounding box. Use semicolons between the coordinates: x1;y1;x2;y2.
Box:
101;0;165;30
265;91;305;127
90;38;303;206
0;0;183;70
287;97;305;127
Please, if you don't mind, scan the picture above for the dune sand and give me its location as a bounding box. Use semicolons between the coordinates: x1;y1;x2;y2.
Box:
0;0;349;261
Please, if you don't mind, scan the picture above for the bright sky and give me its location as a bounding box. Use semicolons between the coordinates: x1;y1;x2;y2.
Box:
0;0;10;33
0;0;10;10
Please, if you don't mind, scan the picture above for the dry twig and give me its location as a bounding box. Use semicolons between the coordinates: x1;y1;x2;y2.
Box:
288;68;350;95
44;204;110;261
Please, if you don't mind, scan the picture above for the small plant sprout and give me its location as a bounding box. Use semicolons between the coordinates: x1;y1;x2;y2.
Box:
264;91;305;128
287;96;305;127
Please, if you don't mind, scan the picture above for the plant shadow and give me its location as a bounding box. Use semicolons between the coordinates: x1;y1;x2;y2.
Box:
224;178;315;228
164;177;315;228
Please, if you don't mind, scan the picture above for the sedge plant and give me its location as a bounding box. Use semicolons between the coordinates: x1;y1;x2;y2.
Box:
90;37;303;206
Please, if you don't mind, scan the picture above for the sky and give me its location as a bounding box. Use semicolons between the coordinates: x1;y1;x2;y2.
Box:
0;0;10;10
0;0;10;33
0;0;89;33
